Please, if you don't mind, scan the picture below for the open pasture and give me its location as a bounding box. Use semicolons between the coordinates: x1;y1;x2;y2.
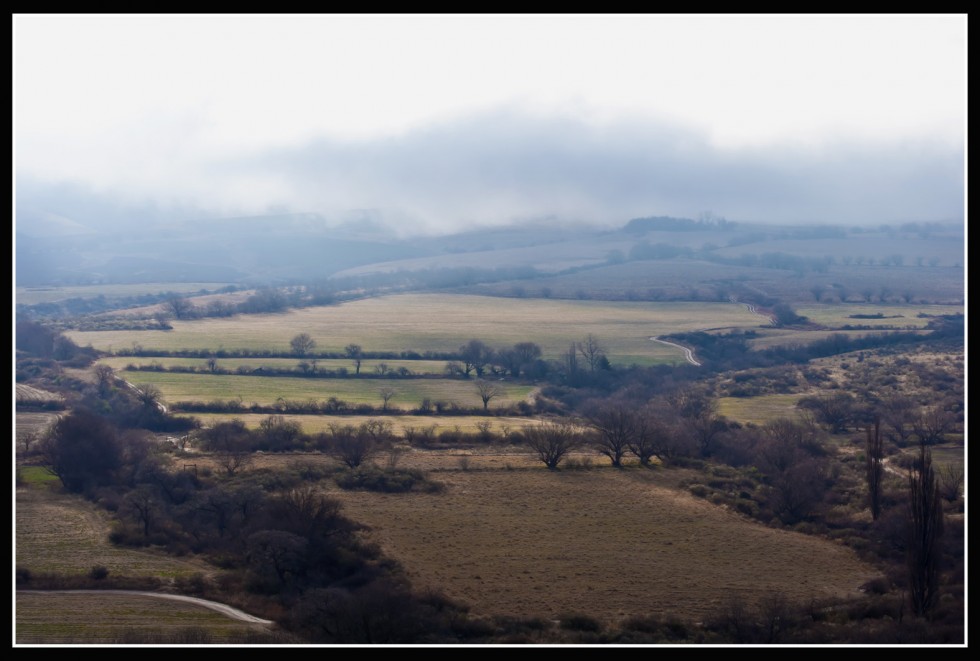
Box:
98;355;451;375
66;294;766;366
326;468;880;625
124;371;537;410
716;393;805;426
793;303;962;329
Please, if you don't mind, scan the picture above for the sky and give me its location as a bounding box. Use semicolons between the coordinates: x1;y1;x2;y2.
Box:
13;14;967;234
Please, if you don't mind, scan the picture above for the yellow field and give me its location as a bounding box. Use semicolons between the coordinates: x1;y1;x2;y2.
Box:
120;372;536;410
190;412;545;436
66;294;766;366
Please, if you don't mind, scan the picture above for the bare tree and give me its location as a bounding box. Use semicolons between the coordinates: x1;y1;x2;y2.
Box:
585;400;635;467
907;442;944;617
912;405;955;445
205;357;219;373
165;296;195;320
323;424;376;469
379;387;396;412
577;334;606;373
290;333;317;356
522;422;580;470
476;381;501;412
459;339;492;377
936;463;964;503
344;344;363;375
866;415;885;521
94;364;115;396
135;383;164;412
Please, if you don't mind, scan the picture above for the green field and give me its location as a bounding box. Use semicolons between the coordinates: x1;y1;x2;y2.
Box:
16;282;230;305
123;371;536;410
98;356;451;375
67;294;766;366
793;303;962;328
717;394;805;426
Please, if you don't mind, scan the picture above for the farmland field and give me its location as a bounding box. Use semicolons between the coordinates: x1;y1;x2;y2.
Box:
793;303;962;328
190;412;546;436
98;356;451;375
325;468;880;624
65;294;766;366
119;372;537;410
716;394;805;426
15;487;212;578
15;592;270;644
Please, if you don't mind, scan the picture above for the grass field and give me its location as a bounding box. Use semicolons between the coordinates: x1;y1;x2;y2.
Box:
793;303;963;329
325;468;880;625
189;412;546;436
15;592;269;644
66;294;766;366
716;394;805;426
15;487;212;578
98;356;451;375
16;282;230;305
121;371;537;410
745;328;930;351
15;412;61;444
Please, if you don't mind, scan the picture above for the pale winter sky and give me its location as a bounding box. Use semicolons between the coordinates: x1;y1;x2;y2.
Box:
13;14;967;233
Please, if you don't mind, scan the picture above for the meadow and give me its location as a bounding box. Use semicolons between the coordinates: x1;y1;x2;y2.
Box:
189;412;544;436
98;356;451;375
65;294;766;366
122;371;537;411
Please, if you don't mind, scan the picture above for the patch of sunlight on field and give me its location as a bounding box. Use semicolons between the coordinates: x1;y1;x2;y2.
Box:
191;413;544;435
794;303;962;329
717;394;805;426
123;372;536;410
65;294;765;365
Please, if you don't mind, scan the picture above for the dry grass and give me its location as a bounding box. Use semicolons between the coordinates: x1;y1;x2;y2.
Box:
15;412;61;444
65;294;764;366
15;592;266;644
324;467;880;625
716;394;806;426
190;412;544;436
15;487;211;578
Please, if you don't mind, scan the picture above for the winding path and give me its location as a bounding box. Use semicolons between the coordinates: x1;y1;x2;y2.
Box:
17;590;274;626
649;299;775;367
650;337;701;366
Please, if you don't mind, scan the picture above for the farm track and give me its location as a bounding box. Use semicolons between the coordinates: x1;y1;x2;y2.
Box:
649;299;774;366
17;590;274;626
